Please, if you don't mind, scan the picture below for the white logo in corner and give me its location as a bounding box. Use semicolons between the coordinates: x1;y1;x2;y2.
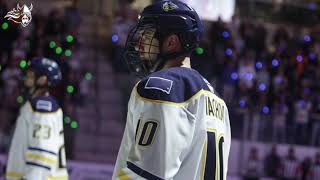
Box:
4;3;33;27
145;77;173;94
162;2;178;12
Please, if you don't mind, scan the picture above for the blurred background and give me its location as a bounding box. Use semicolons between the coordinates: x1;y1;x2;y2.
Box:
0;0;320;179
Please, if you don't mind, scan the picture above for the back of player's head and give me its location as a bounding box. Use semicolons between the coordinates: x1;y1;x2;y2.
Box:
29;57;62;87
124;0;203;77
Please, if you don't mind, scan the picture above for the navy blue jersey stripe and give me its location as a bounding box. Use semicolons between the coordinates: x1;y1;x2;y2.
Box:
28;147;57;155
127;161;164;180
30;95;60;112
26;162;51;170
137;67;211;103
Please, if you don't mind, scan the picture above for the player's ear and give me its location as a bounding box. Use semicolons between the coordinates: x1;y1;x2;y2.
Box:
36;75;48;86
162;34;181;53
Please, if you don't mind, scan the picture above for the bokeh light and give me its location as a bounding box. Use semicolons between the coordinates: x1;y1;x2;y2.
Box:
231;72;238;80
262;106;270;114
67;85;75;94
195;47;204;55
303;35;311;42
85;72;93;81
272;59;279;67
19;60;28;69
256;61;263;69
70;121;78;129
307;2;318;10
111;34;119;43
225;48;233;56
258;83;266;91
296;55;303;62
66;35;74;43
49;41;56;48
239;99;246;108
56;47;63;54
1;22;8;30
64;116;71;124
222;31;230;38
309;52;316;60
16;96;24;104
65;49;72;57
244;73;253;80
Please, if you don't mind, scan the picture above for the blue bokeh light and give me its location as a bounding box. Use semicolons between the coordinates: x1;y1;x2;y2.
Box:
296;55;303;62
303;35;311;42
256;61;263;69
259;83;266;91
244;73;253;80
239;99;246;108
231;72;238;80
309;52;316;60
272;59;279;67
111;34;119;43
307;3;317;10
225;48;233;56
262;106;270;114
222;31;230;38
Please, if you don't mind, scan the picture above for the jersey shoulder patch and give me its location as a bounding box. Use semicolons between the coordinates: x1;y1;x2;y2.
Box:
30;96;60;113
137;67;210;103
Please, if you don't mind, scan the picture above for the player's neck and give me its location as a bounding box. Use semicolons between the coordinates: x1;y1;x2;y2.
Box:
162;56;191;69
32;89;50;98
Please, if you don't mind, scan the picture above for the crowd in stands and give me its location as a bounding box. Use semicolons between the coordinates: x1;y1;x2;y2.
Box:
191;16;320;146
244;145;320;180
0;0;83;154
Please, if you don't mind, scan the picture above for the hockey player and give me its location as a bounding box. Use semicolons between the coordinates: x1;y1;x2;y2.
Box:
112;1;231;180
6;57;68;180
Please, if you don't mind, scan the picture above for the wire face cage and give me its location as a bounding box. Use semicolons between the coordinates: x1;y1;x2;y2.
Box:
125;21;161;77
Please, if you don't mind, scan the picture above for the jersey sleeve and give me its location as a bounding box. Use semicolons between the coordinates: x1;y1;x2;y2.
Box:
113;86;197;179
6;106;28;180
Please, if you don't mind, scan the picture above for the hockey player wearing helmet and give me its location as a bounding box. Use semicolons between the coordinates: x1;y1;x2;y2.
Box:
6;57;68;180
113;1;231;180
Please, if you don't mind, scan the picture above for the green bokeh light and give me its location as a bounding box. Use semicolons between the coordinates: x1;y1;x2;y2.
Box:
66;35;74;43
67;85;75;94
19;60;28;69
64;116;71;124
2;22;8;30
49;41;56;48
17;96;24;104
56;47;63;54
85;72;93;81
195;47;204;55
64;49;72;57
70;121;78;129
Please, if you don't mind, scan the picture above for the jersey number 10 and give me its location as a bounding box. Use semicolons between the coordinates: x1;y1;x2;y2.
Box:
203;129;224;180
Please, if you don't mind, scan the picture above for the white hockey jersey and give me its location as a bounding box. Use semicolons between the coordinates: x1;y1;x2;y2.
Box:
113;67;231;180
6;96;68;180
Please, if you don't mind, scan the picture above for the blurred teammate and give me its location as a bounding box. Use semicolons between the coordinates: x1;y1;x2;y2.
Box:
6;57;68;180
112;1;231;179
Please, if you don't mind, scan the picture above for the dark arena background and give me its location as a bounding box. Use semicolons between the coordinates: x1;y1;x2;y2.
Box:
0;0;320;179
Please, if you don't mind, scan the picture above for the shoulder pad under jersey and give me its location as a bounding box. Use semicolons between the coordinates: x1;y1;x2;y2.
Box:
137;67;210;103
30;96;60;113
